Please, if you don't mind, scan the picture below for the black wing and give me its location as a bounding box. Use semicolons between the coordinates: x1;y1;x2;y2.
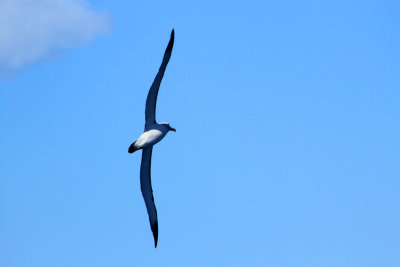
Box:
145;29;174;128
140;146;158;247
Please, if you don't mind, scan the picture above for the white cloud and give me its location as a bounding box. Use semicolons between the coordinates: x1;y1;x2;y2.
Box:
0;0;109;71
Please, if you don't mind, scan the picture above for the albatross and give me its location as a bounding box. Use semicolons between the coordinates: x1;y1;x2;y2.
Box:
128;29;176;247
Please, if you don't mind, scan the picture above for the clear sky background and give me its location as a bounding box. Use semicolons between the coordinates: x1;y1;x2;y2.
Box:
1;1;399;266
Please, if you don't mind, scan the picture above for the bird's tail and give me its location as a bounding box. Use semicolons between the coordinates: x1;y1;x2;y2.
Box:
128;141;139;153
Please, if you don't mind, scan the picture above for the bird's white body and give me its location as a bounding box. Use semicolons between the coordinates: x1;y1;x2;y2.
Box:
135;123;170;149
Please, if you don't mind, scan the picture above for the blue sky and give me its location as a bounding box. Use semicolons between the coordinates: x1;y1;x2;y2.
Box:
1;1;399;266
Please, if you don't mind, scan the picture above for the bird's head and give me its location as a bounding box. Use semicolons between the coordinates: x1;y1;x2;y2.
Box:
160;122;176;132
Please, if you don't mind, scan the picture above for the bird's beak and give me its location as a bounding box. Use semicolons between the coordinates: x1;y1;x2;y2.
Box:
170;127;176;132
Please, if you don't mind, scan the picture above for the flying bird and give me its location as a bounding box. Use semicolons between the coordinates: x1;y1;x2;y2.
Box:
128;29;176;248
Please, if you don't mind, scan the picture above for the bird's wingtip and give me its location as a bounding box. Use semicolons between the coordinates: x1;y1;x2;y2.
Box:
151;220;158;248
166;29;174;52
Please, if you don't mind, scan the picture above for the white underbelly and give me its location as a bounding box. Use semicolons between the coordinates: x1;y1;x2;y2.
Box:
136;129;166;148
